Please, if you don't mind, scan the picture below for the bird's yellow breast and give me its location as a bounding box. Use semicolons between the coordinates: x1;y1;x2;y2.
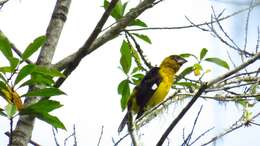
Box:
147;68;175;108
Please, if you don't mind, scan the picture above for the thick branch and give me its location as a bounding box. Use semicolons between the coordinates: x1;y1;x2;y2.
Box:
11;1;71;146
36;0;71;66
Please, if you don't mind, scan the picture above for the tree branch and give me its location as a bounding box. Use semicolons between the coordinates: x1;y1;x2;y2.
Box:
54;0;120;87
126;2;260;32
53;0;158;71
11;0;72;145
36;0;71;66
201;111;260;146
156;52;260;146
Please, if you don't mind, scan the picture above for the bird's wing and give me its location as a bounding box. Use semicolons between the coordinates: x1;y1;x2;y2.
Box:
134;67;162;119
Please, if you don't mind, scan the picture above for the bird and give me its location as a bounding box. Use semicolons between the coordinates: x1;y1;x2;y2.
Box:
118;55;187;132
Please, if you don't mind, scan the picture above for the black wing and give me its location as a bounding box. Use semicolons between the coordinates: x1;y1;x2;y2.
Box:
134;67;162;119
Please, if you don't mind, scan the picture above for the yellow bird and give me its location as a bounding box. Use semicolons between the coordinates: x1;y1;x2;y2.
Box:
118;55;187;132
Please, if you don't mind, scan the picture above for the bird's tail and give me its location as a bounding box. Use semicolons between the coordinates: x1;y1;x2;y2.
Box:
118;113;128;133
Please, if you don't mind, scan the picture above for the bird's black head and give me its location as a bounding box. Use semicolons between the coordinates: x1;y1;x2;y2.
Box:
169;55;187;66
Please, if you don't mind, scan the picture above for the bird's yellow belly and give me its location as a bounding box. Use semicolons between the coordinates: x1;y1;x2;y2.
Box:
147;79;172;108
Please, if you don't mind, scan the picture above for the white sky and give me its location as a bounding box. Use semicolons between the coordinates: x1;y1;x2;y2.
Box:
0;0;260;146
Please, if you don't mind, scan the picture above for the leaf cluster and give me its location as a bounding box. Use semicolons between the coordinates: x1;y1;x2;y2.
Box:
0;34;66;129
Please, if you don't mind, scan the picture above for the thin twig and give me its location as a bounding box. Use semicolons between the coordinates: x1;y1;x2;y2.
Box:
97;126;104;146
73;125;77;146
201;111;260;146
113;133;129;146
11;44;33;64
210;7;253;57
64;130;76;146
181;106;203;146
125;30;152;69
52;128;60;146
126;3;260;32
9;117;13;145
189;127;215;145
243;0;254;55
255;26;260;53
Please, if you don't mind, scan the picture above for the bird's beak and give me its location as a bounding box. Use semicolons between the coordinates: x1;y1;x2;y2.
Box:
176;57;187;65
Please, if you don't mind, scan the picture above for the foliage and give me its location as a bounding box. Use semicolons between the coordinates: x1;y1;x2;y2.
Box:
0;34;66;129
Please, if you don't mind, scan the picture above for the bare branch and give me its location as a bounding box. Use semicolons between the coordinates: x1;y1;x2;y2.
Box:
112;133;129;146
97;126;104;146
190;127;215;145
255;26;260;53
126;3;260;32
243;0;254;52
52;128;60;146
201;111;260;146
181;106;203;146
0;0;9;9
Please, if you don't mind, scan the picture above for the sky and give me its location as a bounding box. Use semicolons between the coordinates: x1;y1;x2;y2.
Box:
0;0;260;146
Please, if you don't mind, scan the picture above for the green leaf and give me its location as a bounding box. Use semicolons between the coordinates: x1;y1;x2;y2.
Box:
0;73;6;82
5;103;17;118
33;66;65;78
23;87;65;97
20;99;63;114
9;57;20;72
205;57;229;69
132;73;144;85
175;66;193;82
22;36;46;60
0;33;13;59
19;73;54;88
37;112;66;130
15;64;35;85
0;67;12;73
131;67;141;74
130;47;142;70
179;53;193;58
0;108;7;117
118;79;130;111
120;40;132;74
20;99;65;130
103;0;126;20
129;19;147;27
0;80;8;90
237;99;249;107
200;48;208;60
132;73;144;80
132;33;152;44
